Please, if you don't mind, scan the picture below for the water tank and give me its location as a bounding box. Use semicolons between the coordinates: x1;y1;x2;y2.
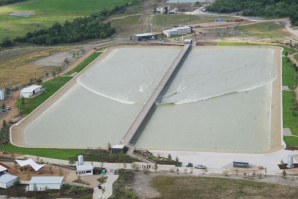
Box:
78;155;84;165
287;155;294;168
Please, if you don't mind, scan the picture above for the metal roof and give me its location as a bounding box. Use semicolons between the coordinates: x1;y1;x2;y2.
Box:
0;165;7;173
21;85;42;93
16;159;45;171
135;33;156;37
0;174;17;184
112;144;125;149
30;176;64;184
76;164;94;171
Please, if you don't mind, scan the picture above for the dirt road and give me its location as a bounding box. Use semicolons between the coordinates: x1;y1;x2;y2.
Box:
0;90;20;128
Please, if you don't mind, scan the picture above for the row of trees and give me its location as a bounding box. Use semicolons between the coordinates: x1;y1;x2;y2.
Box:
1;0;140;47
0;0;25;6
207;0;298;25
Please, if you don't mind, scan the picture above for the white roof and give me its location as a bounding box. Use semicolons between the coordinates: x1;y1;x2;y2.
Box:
163;26;191;33
30;176;63;184
0;165;7;173
21;85;42;93
112;144;125;149
76;164;94;171
135;33;156;37
16;159;45;171
0;174;17;184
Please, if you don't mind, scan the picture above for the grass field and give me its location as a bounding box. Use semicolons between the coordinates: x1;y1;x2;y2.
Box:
0;0;132;41
151;176;298;199
282;56;297;90
237;22;290;39
0;144;84;160
0;47;73;88
111;15;141;37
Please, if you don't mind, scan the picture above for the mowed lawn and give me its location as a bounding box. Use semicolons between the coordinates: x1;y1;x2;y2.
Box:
151;176;298;199
0;0;132;41
0;144;84;160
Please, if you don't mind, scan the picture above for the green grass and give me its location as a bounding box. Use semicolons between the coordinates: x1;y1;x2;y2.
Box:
0;0;132;41
283;90;298;136
0;144;84;160
151;176;298;199
17;76;72;115
284;136;298;147
295;54;298;62
237;22;290;39
111;15;141;35
282;56;297;90
66;51;101;75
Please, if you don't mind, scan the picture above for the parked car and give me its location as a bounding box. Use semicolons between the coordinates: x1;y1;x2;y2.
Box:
194;164;206;169
6;106;11;110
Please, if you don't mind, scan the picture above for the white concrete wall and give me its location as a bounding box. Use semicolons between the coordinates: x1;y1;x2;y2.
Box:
29;183;62;191
0;89;5;100
20;92;33;98
0;179;17;189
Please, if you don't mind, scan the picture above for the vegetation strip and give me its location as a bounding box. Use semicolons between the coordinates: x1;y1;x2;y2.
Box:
207;0;298;25
151;176;298;199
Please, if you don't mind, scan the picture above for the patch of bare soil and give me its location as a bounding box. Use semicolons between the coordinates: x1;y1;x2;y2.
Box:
132;172;160;199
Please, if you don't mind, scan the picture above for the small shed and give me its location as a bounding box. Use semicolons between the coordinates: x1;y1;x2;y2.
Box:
76;164;94;176
20;85;42;98
0;88;5;100
134;33;157;41
0;174;18;189
29;176;64;191
111;145;125;153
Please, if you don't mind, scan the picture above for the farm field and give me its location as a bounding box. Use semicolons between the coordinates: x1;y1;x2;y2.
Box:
151;176;298;199
0;0;132;41
0;46;73;88
238;22;290;40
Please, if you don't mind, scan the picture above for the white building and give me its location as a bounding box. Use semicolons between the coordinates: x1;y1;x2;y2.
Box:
76;155;93;176
29;176;64;191
163;26;192;37
20;85;42;98
0;89;5;100
0;174;18;189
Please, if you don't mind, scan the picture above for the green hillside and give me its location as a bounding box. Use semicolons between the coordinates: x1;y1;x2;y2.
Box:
0;0;132;41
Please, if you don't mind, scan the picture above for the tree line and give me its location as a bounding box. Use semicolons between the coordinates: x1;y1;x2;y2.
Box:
0;0;25;6
207;0;298;26
1;0;140;47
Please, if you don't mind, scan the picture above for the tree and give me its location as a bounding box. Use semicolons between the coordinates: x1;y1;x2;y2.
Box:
20;97;25;108
167;154;172;160
2;120;7;129
1;103;6;112
36;79;42;85
131;163;139;171
1;37;13;47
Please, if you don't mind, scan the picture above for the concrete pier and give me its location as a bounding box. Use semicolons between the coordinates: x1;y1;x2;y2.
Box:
121;43;192;146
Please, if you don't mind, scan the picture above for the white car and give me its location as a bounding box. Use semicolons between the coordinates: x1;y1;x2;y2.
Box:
6;106;11;110
194;164;206;169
